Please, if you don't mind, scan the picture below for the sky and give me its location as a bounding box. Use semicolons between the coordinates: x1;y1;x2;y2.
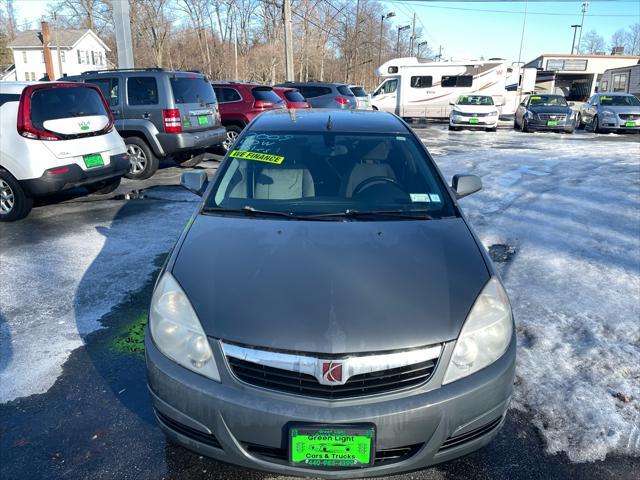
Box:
11;0;640;64
382;0;640;62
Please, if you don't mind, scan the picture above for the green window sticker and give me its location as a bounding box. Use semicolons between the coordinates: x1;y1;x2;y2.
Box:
229;149;285;165
531;96;542;100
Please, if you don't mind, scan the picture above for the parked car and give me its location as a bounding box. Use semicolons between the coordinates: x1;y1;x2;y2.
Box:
0;81;129;221
578;92;640;133
275;81;357;109
272;86;311;109
65;69;225;179
212;82;286;151
348;84;372;109
145;109;515;477
449;94;499;131
514;94;576;133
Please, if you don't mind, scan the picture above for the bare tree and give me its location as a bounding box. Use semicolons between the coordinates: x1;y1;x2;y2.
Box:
579;29;606;54
610;28;630;54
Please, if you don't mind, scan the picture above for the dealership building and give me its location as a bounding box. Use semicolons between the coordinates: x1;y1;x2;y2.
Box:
523;53;640;101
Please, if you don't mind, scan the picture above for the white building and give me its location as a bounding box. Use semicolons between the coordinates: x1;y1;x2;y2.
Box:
523;53;640;101
6;28;110;81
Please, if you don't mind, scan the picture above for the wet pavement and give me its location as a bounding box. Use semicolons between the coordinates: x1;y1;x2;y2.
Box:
1;132;638;479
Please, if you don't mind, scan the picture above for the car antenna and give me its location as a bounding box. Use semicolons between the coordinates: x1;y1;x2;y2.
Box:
326;114;333;130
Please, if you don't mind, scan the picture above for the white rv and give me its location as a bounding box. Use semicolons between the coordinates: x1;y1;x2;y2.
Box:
372;57;514;119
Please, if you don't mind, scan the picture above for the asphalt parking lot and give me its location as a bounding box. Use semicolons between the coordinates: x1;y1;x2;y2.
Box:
1;125;638;480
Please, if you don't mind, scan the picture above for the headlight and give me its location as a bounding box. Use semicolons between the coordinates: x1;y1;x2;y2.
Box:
149;272;220;381
602;110;615;117
525;111;533;119
443;277;513;384
489;110;499;116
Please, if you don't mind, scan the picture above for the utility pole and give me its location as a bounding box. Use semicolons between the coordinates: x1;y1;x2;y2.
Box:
352;0;361;84
283;0;294;81
570;24;580;54
40;21;55;80
53;13;63;78
112;0;134;69
576;1;589;54
410;12;416;56
233;17;238;80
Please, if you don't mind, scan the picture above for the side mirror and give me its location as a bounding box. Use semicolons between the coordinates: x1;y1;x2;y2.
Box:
452;174;482;199
519;102;525;106
181;170;209;196
449;101;455;106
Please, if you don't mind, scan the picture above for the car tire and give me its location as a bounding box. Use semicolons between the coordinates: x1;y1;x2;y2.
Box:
576;113;584;129
522;119;531;132
448;125;458;131
593;115;601;134
124;137;159;180
564;128;575;134
221;125;243;152
88;177;121;195
0;169;33;222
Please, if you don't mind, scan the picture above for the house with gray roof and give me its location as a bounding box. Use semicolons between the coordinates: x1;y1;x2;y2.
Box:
6;28;110;81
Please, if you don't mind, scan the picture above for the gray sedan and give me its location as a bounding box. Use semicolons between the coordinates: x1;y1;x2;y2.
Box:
275;81;357;109
145;109;515;478
579;93;640;133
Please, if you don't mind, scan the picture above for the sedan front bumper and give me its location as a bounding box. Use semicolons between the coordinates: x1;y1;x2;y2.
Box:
145;333;516;478
599;114;640;130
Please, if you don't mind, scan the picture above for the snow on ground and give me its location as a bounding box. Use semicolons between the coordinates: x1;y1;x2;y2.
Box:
0;186;199;403
420;127;640;462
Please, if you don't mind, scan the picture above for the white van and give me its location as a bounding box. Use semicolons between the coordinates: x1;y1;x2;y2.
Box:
371;57;512;119
0;82;129;221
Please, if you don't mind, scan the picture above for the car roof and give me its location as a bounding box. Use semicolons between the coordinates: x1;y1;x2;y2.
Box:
596;92;633;96
250;109;409;134
277;81;346;87
0;81;92;95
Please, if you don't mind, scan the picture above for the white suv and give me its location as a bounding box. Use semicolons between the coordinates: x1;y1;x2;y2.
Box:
0;81;129;221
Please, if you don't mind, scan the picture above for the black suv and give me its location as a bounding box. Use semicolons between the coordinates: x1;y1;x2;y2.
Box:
66;69;225;179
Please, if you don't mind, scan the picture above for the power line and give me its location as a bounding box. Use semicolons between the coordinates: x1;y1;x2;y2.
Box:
386;1;631;17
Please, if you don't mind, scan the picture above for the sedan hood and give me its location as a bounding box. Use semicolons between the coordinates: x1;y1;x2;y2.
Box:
453;105;497;114
529;105;572;115
172;215;489;354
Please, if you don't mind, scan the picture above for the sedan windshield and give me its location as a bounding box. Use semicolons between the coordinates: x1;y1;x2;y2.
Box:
457;95;494;106
600;95;640;107
529;95;568;107
206;131;455;220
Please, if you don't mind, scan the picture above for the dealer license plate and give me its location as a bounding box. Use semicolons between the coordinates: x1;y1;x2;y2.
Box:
83;153;104;168
469;118;479;124
625;121;636;127
289;424;375;469
547;120;558;126
197;115;209;125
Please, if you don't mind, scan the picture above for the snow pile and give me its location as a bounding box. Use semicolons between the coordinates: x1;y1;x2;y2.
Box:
0;187;199;403
424;128;640;461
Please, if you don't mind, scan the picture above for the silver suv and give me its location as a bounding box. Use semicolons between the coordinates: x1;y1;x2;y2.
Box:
275;81;357;109
66;69;225;179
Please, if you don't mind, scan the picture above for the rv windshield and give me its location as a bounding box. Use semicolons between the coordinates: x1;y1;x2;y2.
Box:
600;95;640;107
457;95;494;106
528;95;567;107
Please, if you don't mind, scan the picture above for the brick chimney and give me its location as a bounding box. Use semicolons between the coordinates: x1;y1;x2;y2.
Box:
41;21;55;80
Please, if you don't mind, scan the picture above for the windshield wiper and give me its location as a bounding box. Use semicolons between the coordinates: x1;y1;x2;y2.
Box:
302;209;433;220
201;205;301;219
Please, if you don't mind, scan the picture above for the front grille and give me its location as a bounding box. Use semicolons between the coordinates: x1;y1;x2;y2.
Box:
156;410;222;449
457;111;490;117
538;113;567;121
619;114;639;121
439;415;503;451
227;357;437;399
244;442;423;466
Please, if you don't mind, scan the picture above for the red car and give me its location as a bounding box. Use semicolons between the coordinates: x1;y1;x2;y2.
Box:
273;87;311;109
212;82;286;151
